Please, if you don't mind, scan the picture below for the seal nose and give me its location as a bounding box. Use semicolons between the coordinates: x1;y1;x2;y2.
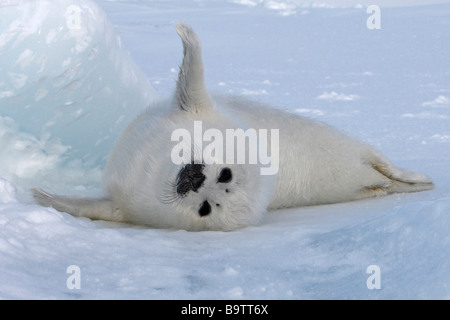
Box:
198;200;211;217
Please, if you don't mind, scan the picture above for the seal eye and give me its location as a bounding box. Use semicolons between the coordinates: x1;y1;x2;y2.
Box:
217;167;232;183
176;163;206;196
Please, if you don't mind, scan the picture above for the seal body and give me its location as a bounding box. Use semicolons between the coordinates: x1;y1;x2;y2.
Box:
33;23;433;231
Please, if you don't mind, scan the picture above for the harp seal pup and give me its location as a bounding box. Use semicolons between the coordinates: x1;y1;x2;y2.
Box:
32;23;433;231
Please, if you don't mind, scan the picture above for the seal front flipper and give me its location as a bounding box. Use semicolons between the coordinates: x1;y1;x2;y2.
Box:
31;188;125;222
174;22;214;114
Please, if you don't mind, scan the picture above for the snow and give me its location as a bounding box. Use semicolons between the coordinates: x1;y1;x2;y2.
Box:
0;0;449;300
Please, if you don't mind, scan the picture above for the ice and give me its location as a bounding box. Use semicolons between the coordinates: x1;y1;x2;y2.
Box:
317;91;360;101
422;95;450;108
0;0;156;197
0;179;17;204
231;0;450;15
0;0;449;300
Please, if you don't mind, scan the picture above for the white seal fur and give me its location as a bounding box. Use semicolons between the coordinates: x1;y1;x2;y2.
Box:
32;23;433;231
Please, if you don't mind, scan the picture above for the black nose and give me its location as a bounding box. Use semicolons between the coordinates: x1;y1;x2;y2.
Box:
176;163;205;196
198;200;211;217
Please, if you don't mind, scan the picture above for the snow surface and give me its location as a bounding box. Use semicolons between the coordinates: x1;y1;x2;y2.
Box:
0;0;449;299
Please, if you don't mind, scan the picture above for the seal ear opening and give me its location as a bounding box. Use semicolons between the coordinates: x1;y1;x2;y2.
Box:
174;23;214;114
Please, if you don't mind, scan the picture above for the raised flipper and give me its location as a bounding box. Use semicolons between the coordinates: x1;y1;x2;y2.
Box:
174;22;215;115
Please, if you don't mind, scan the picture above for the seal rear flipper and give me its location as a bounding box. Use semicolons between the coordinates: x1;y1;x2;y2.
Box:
366;150;434;194
31;188;125;223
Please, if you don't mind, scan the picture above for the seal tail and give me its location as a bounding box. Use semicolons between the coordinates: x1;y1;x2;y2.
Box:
31;188;125;222
174;22;214;114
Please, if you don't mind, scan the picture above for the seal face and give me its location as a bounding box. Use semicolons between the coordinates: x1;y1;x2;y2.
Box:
31;23;433;231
